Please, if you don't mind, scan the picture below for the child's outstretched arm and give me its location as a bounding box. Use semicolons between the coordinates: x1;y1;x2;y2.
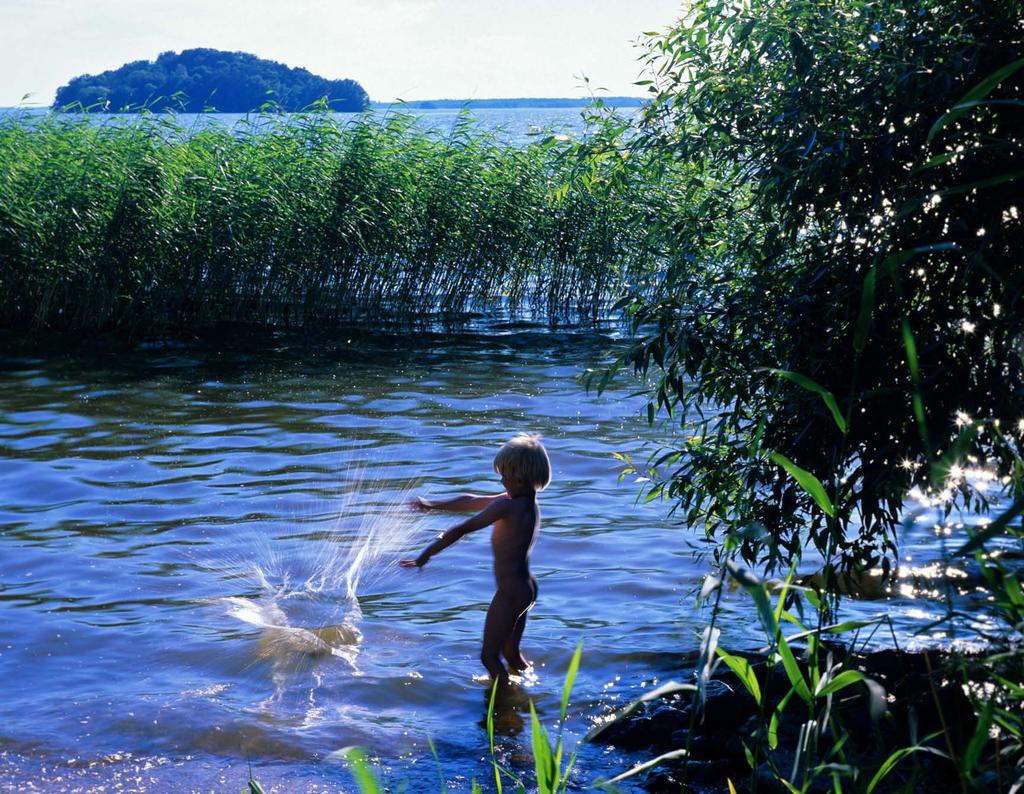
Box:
409;493;505;513
399;497;510;568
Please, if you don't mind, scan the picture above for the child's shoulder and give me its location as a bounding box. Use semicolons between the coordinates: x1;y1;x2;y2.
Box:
507;493;538;508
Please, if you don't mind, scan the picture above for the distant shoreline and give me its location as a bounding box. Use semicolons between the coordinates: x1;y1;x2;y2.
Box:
370;97;645;110
1;97;646;113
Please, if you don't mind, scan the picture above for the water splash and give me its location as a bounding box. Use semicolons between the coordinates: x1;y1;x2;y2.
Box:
202;465;421;674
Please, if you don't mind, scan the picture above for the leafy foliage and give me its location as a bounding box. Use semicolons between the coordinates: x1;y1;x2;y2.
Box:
617;0;1024;575
53;48;369;113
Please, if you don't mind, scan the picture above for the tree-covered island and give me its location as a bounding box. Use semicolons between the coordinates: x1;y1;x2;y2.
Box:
52;48;369;112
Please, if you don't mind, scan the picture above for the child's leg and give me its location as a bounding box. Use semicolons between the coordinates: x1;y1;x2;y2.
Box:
482;592;518;681
502;576;537;672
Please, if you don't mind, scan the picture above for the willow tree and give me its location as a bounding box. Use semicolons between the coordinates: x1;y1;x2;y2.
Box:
617;0;1024;577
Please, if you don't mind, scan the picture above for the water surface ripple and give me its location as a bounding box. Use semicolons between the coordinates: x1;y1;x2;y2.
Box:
0;329;1005;791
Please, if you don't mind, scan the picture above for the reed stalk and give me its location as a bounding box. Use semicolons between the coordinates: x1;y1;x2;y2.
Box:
0;108;674;337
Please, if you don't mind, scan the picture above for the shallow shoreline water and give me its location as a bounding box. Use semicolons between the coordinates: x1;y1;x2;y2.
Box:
0;327;1011;791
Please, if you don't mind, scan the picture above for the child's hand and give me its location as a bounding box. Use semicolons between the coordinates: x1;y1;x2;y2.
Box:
399;549;430;568
408;496;431;512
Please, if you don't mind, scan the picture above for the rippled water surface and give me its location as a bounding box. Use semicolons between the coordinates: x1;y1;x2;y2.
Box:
0;105;627;147
0;326;1008;792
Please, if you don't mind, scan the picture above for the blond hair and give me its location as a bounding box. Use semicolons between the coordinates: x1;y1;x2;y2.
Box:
493;433;551;491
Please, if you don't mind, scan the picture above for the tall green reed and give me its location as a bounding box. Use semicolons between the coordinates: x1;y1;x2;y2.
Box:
0;108;669;336
336;644;584;793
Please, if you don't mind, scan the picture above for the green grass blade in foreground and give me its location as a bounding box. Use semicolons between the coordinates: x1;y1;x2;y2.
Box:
783;617;883;644
768;452;835;517
775;629;812;706
724;561;777;638
341;748;383;794
583;680;697;742
962;699;994;778
529;700;556;793
814;669;865;698
487;681;504;794
866;740;949;794
600;748;689;786
768;370;848;434
427;737;446;792
560;642;582;722
716;647;761;705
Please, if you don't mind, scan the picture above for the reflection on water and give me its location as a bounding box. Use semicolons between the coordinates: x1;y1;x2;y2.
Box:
0;327;1013;790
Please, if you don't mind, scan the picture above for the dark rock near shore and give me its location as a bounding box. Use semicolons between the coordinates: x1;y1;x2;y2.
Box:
589;647;991;793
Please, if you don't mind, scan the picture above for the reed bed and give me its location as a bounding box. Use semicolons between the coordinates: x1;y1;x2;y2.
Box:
0;109;669;336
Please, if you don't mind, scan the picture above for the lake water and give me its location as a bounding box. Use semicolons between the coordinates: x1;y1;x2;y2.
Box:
0;319;1009;793
0;103;1012;792
0;105;625;146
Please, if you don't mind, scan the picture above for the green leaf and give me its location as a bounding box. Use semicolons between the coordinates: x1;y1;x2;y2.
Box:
785;617;883;643
990;673;1024;698
725;563;779;639
927;57;1024;142
768;689;797;751
643;482;664;502
912;151;958;173
247;779;267;794
770;369;847;433
962;699;994;775
530;701;555;793
956;495;1024;555
487;681;503;794
877;243;959;280
853;266;876;353
603;748;689;785
717;647;762;705
867;744;949;793
768;709;781;751
342;748;383;794
901;319;920;384
427;737;446;792
769;452;834;517
561;642;582;722
776;632;812;705
774;567;798;628
1003;571;1024;608
940;170;1024;196
815;669;864;697
584;680;697;742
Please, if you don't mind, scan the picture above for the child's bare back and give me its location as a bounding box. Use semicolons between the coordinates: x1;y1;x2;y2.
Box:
399;434;551;682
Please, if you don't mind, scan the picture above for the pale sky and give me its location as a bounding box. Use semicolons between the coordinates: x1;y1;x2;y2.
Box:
0;0;683;107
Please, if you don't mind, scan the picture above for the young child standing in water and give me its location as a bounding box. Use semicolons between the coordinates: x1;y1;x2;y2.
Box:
399;433;551;683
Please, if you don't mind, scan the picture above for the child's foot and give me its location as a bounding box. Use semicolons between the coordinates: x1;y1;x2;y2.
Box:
507;655;532;673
